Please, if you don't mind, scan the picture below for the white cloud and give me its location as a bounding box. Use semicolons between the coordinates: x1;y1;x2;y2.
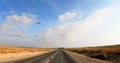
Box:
0;13;38;46
0;13;36;34
39;5;120;47
59;12;77;22
1;1;120;48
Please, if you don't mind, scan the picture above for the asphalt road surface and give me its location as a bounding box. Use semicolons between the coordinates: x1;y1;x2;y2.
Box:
2;49;112;63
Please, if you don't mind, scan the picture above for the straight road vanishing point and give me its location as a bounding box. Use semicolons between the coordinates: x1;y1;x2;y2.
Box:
2;49;112;63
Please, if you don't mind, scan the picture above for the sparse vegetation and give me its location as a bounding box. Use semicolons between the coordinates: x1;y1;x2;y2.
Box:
91;52;108;60
0;46;53;62
0;46;52;54
66;44;120;63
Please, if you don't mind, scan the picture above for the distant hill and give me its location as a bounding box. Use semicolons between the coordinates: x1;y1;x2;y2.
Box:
92;44;120;48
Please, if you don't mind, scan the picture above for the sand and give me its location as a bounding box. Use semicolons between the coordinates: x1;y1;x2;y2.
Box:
0;51;48;62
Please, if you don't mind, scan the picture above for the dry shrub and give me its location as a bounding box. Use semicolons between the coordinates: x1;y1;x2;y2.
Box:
91;52;108;60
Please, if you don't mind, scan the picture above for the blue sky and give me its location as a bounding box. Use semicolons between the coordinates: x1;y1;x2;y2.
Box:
0;0;110;33
0;0;120;47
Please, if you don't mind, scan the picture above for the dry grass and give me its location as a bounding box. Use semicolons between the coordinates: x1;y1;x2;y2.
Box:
67;48;120;53
66;47;120;63
0;46;53;62
0;46;52;54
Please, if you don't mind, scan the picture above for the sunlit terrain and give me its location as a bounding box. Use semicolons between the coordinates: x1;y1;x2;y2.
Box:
0;46;52;62
66;44;120;63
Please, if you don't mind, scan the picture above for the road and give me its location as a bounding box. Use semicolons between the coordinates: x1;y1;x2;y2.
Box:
2;49;112;63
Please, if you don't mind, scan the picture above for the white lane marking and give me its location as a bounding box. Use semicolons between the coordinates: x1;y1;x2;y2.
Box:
46;60;50;63
45;50;59;63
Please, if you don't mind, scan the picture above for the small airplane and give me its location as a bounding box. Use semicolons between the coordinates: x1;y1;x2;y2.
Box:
36;22;41;24
17;34;21;37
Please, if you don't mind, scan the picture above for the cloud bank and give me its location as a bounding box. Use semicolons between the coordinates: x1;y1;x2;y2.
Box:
39;4;120;47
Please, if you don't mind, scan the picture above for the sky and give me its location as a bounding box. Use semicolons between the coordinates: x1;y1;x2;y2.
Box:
0;0;120;48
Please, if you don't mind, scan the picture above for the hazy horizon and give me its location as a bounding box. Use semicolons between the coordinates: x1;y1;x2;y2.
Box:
0;0;120;48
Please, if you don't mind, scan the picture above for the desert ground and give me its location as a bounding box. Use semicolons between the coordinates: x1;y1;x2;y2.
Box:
0;46;52;62
66;45;120;63
0;45;119;63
